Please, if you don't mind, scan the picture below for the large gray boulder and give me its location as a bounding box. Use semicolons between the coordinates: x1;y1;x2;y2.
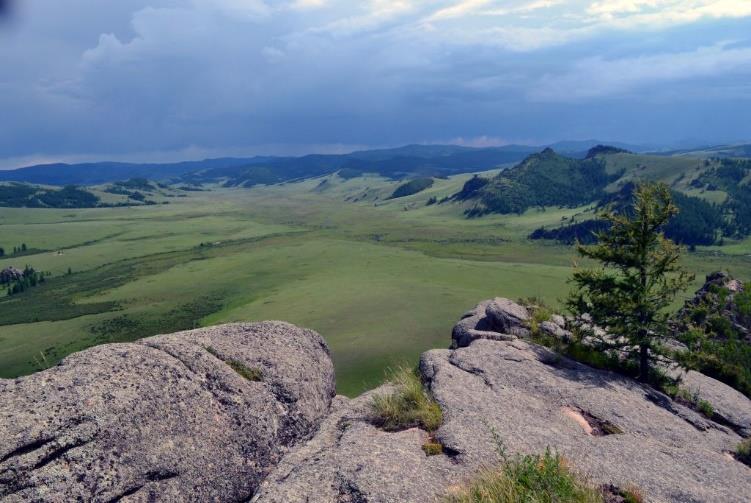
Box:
256;331;751;502
422;338;751;503
0;322;335;502
484;297;531;337
452;298;529;348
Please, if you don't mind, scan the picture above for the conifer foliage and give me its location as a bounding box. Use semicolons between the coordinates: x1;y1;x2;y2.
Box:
567;183;693;381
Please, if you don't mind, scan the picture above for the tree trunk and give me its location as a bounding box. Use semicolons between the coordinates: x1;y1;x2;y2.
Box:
639;343;649;383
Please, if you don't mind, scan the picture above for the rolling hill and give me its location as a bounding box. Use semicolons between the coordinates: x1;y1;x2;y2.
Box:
0;141;649;187
453;145;751;246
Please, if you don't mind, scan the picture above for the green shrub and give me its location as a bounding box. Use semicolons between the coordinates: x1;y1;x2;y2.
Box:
370;366;443;432
737;289;751;317
445;449;602;503
737;438;751;466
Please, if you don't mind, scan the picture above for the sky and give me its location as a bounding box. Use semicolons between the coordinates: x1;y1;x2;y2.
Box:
1;0;751;166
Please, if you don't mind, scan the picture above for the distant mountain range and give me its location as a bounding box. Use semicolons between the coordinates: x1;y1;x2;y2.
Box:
0;140;653;186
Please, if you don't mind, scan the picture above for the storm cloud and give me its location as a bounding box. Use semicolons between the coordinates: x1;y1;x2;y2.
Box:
1;0;750;164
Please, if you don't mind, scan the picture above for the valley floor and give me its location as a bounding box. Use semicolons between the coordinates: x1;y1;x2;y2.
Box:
1;174;750;395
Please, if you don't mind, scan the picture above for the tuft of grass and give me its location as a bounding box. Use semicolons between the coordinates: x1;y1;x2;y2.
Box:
668;386;715;419
226;359;263;382
205;346;263;382
696;399;714;419
600;422;624;436
737;438;751;466
520;297;552;338
618;485;646;503
422;440;444;456
370;366;443;432
446;449;603;503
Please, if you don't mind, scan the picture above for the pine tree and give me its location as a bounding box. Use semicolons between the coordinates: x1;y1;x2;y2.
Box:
567;182;694;382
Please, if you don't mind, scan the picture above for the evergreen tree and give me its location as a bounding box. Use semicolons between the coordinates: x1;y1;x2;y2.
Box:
567;182;693;382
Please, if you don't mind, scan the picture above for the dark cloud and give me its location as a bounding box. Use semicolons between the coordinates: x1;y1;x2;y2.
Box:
1;0;751;162
0;0;13;18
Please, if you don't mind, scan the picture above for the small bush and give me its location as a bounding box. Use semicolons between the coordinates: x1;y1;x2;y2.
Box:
737;438;751;466
370;366;443;432
446;449;602;503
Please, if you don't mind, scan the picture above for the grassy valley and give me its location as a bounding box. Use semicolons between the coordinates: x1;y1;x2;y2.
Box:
1;148;750;396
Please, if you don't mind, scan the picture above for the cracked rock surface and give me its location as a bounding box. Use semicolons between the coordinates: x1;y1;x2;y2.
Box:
422;338;751;503
253;390;466;503
2;306;751;502
257;297;751;502
0;322;335;502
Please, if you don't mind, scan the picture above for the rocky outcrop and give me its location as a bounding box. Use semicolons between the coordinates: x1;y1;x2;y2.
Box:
674;271;749;341
256;298;751;502
0;266;23;284
253;390;465;503
3;306;751;502
0;322;335;502
422;339;750;503
452;298;531;348
254;330;751;502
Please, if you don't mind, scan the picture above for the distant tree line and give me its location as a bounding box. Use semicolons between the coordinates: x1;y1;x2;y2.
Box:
530;188;725;247
0;243;32;257
0;183;100;208
390;178;434;199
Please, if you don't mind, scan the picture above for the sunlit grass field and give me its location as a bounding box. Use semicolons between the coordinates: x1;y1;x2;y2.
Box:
2;174;750;395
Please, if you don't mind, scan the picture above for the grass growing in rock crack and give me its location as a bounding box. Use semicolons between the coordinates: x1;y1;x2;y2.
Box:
521;297;553;338
446;449;603;503
226;359;263;381
205;346;263;382
422;440;444;456
617;485;646;503
664;386;716;419
369;366;442;432
737;438;751;466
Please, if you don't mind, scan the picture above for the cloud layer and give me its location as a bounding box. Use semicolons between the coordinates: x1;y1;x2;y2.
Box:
1;0;750;162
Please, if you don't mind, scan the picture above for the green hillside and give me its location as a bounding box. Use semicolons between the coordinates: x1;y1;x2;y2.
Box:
455;146;750;246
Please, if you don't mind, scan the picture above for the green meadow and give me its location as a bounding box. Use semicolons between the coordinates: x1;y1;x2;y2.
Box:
2;174;750;396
